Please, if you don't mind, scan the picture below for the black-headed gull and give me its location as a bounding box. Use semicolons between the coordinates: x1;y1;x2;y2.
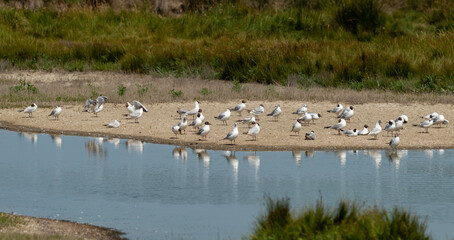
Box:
172;125;180;138
186;101;200;119
413;117;433;133
105;119;121;128
197;122;211;141
341;128;358;137
324;119;346;135
198;109;205;122
293;104;307;115
299;111;312;126
214;108;231;125
247;122;261;141
385;120;396;136
368;120;382;139
249;104;265;119
433;114;445;127
223;123;239;144
338;106;354;123
129;106;143;123
423;112;438;119
358;124;369;135
305;130;316;140
237;115;256;125
308;112;321;124
267;105;282;121
231;100;246;115
291;119;303;135
389;134;400;149
189;113;203;129
327;104;343;116
49;106;62;120
394;117;404;132
19;103;38;118
93;103;103;117
178;116;188;134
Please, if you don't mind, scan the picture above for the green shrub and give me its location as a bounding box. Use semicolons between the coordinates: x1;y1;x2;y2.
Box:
251;197;430;240
334;0;385;36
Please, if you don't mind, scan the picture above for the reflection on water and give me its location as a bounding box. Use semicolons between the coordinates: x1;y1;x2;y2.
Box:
172;146;187;160
20;132;38;143
2;130;454;240
125;139;145;154
85;140;107;157
50;135;62;149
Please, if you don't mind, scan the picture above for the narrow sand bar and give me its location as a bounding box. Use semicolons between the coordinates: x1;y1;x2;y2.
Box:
1;101;453;151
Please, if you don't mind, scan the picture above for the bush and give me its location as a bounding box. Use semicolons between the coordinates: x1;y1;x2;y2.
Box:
251;197;430;240
334;0;385;36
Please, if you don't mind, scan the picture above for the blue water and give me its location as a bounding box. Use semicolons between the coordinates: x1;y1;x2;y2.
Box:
0;129;453;239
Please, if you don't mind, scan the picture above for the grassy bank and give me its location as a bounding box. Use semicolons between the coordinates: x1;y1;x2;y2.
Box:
250;196;430;239
1;0;454;93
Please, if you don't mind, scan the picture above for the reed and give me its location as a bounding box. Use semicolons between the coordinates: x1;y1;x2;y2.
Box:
251;197;430;239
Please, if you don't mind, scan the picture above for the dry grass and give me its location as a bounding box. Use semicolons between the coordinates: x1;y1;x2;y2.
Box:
1;71;454;108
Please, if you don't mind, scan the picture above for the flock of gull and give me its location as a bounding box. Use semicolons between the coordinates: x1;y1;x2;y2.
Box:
17;97;450;149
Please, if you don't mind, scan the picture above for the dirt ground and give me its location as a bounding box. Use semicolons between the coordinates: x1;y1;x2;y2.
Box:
0;213;124;239
1;100;453;151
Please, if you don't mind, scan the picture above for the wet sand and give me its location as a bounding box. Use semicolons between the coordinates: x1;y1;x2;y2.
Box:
0;101;453;151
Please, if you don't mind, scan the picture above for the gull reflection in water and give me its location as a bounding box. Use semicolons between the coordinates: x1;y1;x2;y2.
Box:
194;149;210;168
172;147;188;161
85;140;107;157
21;132;38;144
244;152;260;171
386;149;407;170
107;138;120;149
365;150;382;169
224;151;239;175
439;149;445;155
292;151;302;166
424;149;434;159
125;139;145;154
50;135;62;149
334;150;347;166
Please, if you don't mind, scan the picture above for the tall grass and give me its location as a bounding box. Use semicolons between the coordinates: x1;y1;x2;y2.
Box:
0;1;454;92
251;196;430;239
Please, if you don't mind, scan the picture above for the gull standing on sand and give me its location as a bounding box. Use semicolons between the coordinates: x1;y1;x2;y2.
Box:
291;119;303;135
305;130;316;140
231;100;247;115
105;120;121;128
325;119;347;135
385;120;396;136
299;111;312;126
433;114;446;127
397;115;409;124
249;104;265;119
338;106;354;123
93;102;103;117
178;116;188;134
389;134;400;149
49;106;62;120
247;122;261;141
308;112;322;124
189;113;203;130
414;117;433;133
223;123;239;144
126;100;149;114
129;106;144;123
197;122;211;141
394;117;404;132
327;104;343;116
214;109;231;125
293;104;308;115
19;103;38;118
267;105;282;121
358;124;369;135
186;101;200;119
172;125;180;138
198;109;205;122
368;120;382;139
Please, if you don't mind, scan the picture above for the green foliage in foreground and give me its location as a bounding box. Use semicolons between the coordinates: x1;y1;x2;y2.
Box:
251;196;430;240
1;0;454;93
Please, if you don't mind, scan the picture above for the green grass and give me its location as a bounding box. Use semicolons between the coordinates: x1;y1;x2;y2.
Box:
1;0;454;93
251;196;430;240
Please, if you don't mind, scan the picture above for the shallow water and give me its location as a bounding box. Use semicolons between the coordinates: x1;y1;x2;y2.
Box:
1;129;454;239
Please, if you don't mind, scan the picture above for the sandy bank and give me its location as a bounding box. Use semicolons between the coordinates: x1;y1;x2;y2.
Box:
1;101;453;151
